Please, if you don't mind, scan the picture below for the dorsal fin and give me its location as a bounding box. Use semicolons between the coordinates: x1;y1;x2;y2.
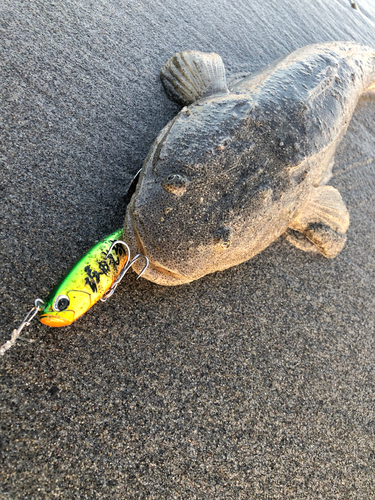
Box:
160;50;228;106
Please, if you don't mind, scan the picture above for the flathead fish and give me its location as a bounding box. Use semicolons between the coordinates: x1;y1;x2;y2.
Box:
124;42;375;285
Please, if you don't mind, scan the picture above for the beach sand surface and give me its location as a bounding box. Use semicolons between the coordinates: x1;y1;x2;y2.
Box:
1;1;374;498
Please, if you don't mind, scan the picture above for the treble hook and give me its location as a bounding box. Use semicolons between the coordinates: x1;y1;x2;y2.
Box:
100;240;149;302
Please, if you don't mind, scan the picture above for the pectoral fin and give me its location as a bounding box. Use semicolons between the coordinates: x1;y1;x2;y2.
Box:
160;50;228;106
285;185;350;258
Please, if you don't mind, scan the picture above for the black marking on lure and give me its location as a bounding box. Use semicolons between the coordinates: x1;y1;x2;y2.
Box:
83;238;128;294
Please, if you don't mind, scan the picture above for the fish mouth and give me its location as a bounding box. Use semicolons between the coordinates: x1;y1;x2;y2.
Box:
125;211;191;286
39;312;75;327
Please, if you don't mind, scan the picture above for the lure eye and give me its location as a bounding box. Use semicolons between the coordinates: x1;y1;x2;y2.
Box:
53;295;70;312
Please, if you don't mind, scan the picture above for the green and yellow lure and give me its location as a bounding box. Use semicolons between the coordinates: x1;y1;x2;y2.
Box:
1;229;149;355
39;229;128;327
1;171;147;355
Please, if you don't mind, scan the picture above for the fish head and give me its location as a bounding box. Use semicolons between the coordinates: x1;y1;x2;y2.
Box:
125;95;301;286
39;288;92;327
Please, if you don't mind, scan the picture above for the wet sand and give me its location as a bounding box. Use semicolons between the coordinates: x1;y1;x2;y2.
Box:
1;0;374;498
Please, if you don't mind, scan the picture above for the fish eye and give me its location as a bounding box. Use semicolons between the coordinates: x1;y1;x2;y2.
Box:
162;174;190;195
53;295;70;312
167;174;179;181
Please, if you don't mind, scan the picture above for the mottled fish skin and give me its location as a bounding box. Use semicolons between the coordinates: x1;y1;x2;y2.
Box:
125;42;375;286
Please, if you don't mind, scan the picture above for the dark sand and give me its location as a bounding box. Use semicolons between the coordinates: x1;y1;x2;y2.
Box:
1;0;374;498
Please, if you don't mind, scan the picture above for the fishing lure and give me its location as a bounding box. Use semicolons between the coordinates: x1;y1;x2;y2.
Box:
0;229;148;355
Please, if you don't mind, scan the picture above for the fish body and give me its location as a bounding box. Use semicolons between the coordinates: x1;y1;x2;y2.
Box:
124;42;375;285
39;229;127;326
